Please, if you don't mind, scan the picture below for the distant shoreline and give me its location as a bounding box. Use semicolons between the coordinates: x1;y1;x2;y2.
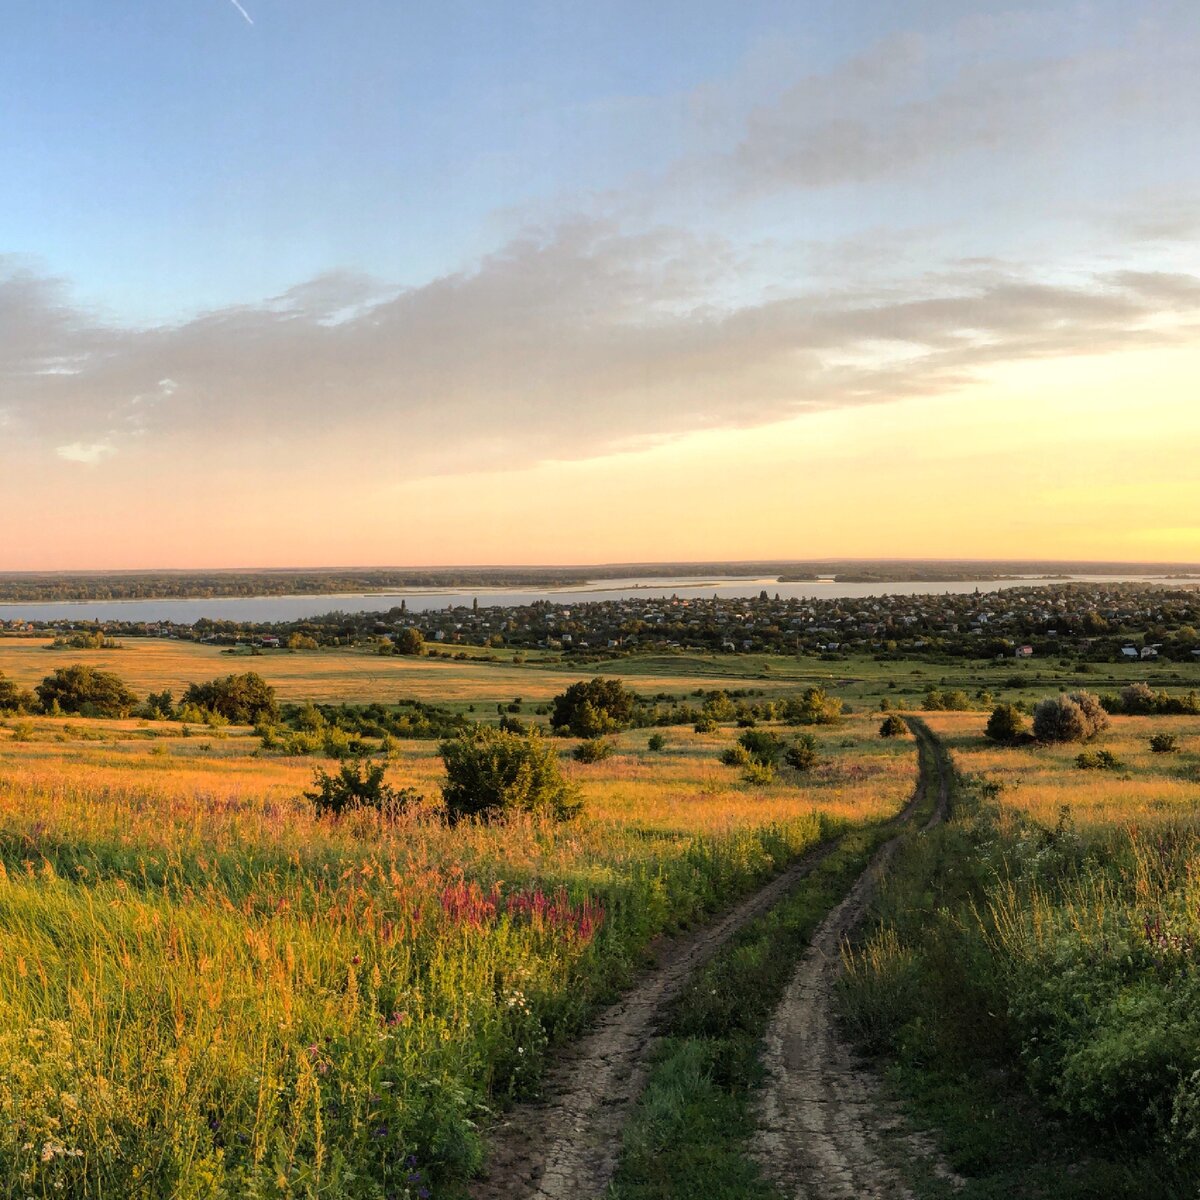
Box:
0;562;1198;605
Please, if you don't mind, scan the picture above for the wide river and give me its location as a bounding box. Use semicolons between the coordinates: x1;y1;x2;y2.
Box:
1;574;1194;625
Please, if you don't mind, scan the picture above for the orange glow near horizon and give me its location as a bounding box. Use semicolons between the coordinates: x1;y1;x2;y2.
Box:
4;344;1199;572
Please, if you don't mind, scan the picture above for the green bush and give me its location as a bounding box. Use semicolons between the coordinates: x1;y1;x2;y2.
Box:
736;728;784;766
305;757;421;818
1033;692;1108;744
985;703;1028;744
784;733;819;771
36;664;138;718
550;678;637;737
647;733;666;752
779;686;842;726
718;743;752;768
572;736;614;763
741;761;775;786
1150;733;1179;754
439;725;580;823
879;714;908;738
181;672;278;725
1075;749;1124;771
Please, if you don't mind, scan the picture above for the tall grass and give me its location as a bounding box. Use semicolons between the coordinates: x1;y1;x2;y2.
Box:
839;712;1200;1195
0;715;914;1196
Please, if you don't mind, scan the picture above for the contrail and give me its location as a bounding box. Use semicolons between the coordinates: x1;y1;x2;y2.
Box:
226;0;254;24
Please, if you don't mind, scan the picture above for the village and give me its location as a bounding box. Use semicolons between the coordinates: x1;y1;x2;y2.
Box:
4;582;1200;664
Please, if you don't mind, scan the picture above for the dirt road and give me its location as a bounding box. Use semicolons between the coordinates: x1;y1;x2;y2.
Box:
468;838;850;1199
752;719;954;1199
470;727;938;1200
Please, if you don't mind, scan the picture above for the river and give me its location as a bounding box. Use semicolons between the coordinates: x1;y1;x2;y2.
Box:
0;574;1195;625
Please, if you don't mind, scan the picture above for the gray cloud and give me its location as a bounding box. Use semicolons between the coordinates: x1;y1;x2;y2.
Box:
4;224;1198;479
691;15;1200;196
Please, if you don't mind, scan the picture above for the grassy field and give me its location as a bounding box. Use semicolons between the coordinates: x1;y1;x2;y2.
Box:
4;638;1200;711
841;710;1200;1197
0;693;915;1198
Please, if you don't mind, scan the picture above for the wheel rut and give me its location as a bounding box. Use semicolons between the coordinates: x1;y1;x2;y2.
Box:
468;835;849;1200
752;718;958;1199
469;728;935;1200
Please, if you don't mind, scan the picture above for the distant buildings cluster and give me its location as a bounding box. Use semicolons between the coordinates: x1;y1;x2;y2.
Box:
4;584;1200;664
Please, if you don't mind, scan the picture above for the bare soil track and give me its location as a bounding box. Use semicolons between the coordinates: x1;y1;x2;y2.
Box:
468;839;845;1200
752;719;957;1199
469;728;936;1200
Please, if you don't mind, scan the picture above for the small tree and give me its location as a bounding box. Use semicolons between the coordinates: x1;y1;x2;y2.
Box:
0;672;36;714
647;733;666;752
393;628;425;656
985;704;1027;744
440;725;580;823
36;664;138;717
879;714;908;738
1120;682;1157;714
550;678;637;737
780;686;842;726
1150;733;1179;754
182;672;278;724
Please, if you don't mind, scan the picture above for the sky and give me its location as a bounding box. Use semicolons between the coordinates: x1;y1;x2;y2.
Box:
2;0;1198;569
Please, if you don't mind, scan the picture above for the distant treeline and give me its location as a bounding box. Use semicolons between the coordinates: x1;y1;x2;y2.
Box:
1;559;1197;603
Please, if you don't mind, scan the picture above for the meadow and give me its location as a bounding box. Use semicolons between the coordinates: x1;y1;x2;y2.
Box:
842;710;1200;1196
3;636;1199;711
0;682;916;1198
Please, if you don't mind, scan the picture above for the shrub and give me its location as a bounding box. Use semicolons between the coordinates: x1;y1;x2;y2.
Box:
1120;682;1157;714
736;728;784;766
550;678;637;737
181;672;278;725
0;672;36;714
647;733;666;752
305;758;420;818
1032;691;1108;744
440;726;580;823
784;733;819;771
719;743;752;768
779;686;842;726
1150;733;1180;754
142;689;176;720
985;703;1027;744
741;761;775;786
573;737;614;763
36;664;138;718
879;714;908;738
1075;749;1124;771
694;715;719;734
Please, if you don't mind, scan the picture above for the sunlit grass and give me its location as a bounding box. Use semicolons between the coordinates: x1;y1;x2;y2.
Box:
0;709;914;1197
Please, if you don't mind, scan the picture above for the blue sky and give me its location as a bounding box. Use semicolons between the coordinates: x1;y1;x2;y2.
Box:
2;2;1199;566
8;0;1189;320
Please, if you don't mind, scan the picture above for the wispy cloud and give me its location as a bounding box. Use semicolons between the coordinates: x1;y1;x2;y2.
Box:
4;225;1198;482
56;441;115;465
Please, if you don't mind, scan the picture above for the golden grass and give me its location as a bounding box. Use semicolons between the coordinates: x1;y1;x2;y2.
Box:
921;710;1200;831
0;637;808;706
